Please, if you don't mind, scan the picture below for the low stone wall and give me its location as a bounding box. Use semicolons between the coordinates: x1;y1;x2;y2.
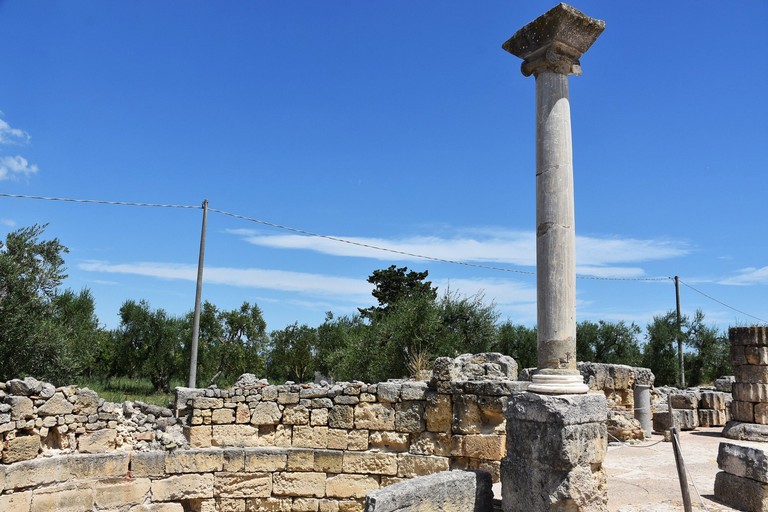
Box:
651;389;731;433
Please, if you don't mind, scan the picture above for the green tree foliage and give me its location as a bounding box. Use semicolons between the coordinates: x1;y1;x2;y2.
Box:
494;322;537;369
267;323;318;383
195;301;268;386
642;312;681;386
359;265;437;321
684;309;731;386
112;300;186;393
577;320;642;366
315;312;367;380
0;224;76;382
435;289;499;356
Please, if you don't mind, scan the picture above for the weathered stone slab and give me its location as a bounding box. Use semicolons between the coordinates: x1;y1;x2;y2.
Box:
4;457;71;490
718;442;768;483
37;392;74;416
130;451;166;478
364;470;492;512
0;490;32;511
327;473;379;499
293;425;329;449
165;448;224;473
1;434;40;463
272;471;326;497
698;409;728;427
355;403;395;430
397;453;450;478
94;477;152;509
30;486;94;512
69;452;130;479
699;391;727;410
723;421;768;442
250;402;282;425
669;391;699;410
151;473;215;501
214;471;272;498
343;452;398;476
212;424;259;447
78;428;117;453
369;431;409;452
715;470;768;512
328;405;354;429
730;326;768;347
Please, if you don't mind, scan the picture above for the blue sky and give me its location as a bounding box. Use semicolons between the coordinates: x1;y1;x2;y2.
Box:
1;1;766;334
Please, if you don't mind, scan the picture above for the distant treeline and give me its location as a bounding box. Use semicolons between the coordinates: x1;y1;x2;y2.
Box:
0;225;731;391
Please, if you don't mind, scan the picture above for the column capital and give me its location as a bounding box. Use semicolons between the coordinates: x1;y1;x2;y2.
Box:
502;3;605;77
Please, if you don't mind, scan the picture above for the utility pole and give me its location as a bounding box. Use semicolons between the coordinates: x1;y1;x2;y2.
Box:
675;275;685;389
188;199;208;388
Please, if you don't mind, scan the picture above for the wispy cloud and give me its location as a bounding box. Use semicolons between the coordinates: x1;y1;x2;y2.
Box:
78;260;373;301
0;114;30;145
0;218;16;227
227;228;689;278
0;155;38;181
719;266;768;286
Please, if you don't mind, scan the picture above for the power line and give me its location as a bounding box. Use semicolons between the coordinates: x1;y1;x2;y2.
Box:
0;192;200;210
678;279;768;324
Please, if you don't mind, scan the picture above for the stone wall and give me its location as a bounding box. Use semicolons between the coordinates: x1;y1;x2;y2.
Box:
1;353;525;511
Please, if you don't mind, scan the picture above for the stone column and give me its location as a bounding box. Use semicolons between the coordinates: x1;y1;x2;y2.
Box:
723;326;768;441
500;6;608;511
503;3;604;395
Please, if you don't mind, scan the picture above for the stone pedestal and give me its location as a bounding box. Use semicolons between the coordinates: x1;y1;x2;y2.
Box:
724;326;768;440
715;442;768;511
502;392;608;511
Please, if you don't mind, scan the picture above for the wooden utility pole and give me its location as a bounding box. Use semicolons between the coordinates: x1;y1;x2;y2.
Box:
675;276;685;389
188;199;208;388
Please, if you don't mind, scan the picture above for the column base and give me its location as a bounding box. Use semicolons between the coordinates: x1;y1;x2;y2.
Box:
528;372;589;395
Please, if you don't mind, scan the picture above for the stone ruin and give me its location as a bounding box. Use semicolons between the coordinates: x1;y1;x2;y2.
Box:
0;353;658;511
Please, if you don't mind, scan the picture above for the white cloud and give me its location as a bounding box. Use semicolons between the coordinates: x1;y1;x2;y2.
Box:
227;228;689;275
0;155;38;181
0;115;30;145
78;260;373;301
0;218;16;227
719;267;768;286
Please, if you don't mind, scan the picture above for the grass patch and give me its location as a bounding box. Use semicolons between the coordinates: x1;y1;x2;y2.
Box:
81;377;181;407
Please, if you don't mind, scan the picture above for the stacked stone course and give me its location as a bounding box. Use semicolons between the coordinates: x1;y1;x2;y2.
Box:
729;326;768;424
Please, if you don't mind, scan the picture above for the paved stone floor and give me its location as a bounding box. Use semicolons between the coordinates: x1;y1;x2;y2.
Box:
605;427;742;511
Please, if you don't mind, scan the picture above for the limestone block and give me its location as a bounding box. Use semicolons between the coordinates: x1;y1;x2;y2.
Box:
38;392;74;416
732;344;748;366
715;376;735;393
223;447;246;472
166;448;224;473
718;442;768;483
348;429;369;451
236;403;251;423
714;471;768;512
300;387;329;399
130;503;185;511
453;394;505;435
355;403;395;431
277;391;300;405
400;381;428;401
744;346;768;366
212;408;236;424
698;409;728;427
462;380;529;396
462;434;505;460
8;395;34;420
397;453;450;478
73;389;100;415
78;428;117;453
409;432;451;457
756;403;768;425
130;451;166;478
311;408;329;426
327;429;349;450
319;499;340;512
339;499;365;512
314;449;344;473
736;364;768;384
245;448;288;472
151;473;215;501
258;424;292;447
732;400;755;423
335;395;360;406
365;469;493;512
185;425;213;448
272;471;326;497
251;402;282;425
730;326;768;346
376;382;401;403
69;452;130;479
192;397;224;409
328;405;355;429
669;391;699;410
343;452;398;475
326;473;379;499
213;424;259;447
283;405;310;425
369;431;409;452
288;449;316;471
292;497;321;511
245;497;293;511
723;421;768;442
294;426;329;449
214;472;272;498
214;498;245;512
424;392;452;433
395;401;425;433
94;477;152;509
30;486;94;512
699;391;727;410
1;434;40;463
7;377;42;396
652;410;699;432
0;490;32;511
